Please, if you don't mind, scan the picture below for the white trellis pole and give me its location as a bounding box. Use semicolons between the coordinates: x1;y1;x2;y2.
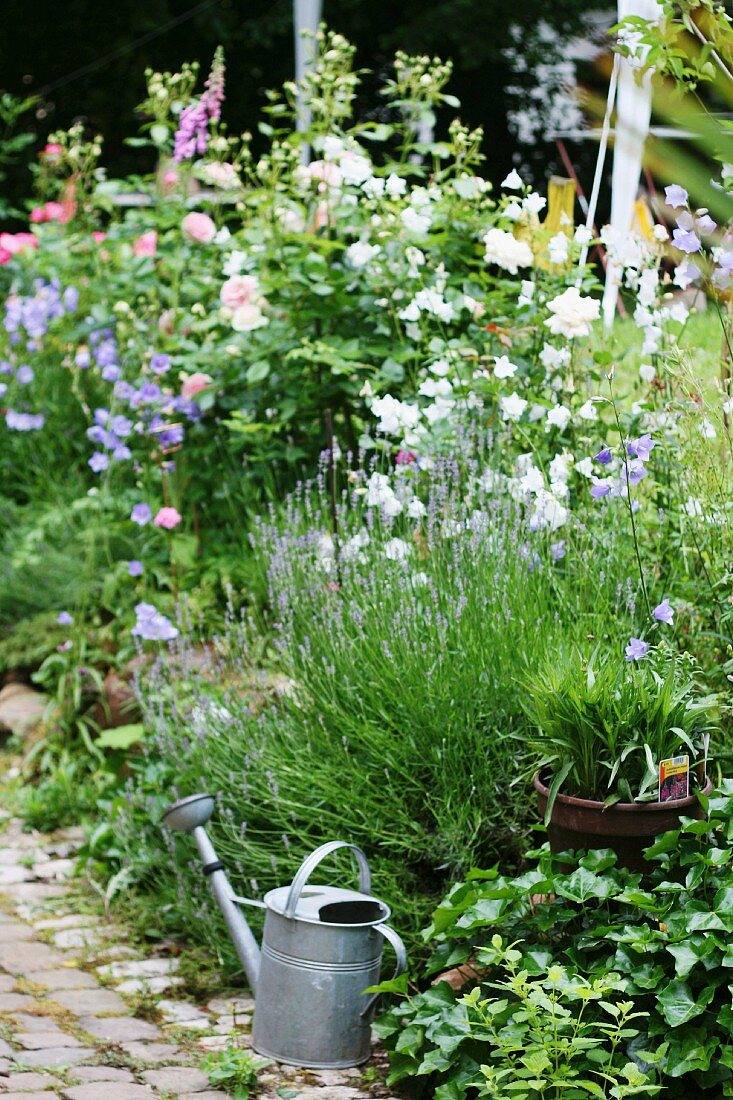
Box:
601;0;662;327
294;0;323;163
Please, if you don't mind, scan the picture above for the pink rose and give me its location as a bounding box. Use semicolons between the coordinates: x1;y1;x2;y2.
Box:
0;249;11;266
220;275;260;311
153;507;182;530
181;372;213;399
0;233;37;256
92;231;106;243
44;202;66;222
133;230;157;258
182;212;216;244
308;160;342;192
30;206;48;224
43;143;63;158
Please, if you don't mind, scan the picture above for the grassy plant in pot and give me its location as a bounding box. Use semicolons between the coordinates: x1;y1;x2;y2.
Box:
523;648;716;871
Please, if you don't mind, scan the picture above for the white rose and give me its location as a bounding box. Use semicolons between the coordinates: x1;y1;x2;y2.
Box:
385;173;407;198
346;241;380;268
483;228;533;274
340;151;372;186
545;287;600;339
231;302;268;331
401;208;431;236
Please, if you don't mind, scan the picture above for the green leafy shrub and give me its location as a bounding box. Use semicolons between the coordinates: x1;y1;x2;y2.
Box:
378;936;660;1099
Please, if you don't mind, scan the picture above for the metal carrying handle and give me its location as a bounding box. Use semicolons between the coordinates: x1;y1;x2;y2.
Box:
361;923;408;1017
284;840;372;919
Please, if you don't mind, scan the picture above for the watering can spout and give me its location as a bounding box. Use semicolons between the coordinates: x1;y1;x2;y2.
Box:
162;794;261;994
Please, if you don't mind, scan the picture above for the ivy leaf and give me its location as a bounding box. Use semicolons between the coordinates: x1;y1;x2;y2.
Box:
664;1030;716;1076
657;980;714;1027
666;941;702;979
554;867;617;903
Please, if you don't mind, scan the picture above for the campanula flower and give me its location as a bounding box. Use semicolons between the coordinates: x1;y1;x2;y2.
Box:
131;602;178;642
664;184;688;208
625;637;650;661
627;434;655;461
653;598;674;624
131;502;152;525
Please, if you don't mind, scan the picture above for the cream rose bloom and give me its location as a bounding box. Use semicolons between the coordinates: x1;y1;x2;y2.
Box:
544;287;600;339
483;228;533;275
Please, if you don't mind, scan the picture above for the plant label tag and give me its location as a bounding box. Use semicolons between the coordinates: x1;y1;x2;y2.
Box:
659;755;689;803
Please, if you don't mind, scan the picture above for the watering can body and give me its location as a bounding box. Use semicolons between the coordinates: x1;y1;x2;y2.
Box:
255;882;400;1067
162;798;406;1068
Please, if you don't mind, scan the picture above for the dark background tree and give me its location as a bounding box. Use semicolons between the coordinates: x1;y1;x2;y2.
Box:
0;0;607;204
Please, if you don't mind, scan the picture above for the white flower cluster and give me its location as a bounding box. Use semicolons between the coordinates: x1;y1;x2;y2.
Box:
483;228;534;275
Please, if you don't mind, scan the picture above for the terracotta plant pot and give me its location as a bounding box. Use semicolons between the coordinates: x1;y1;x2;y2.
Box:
533;770;712;873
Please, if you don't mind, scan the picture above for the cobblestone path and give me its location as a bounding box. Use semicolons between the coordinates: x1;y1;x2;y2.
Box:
0;809;392;1100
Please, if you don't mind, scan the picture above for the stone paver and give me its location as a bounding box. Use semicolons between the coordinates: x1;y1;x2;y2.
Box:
0;1072;62;1090
180;1093;230;1100
97;958;180;980
71;1065;137;1082
2;1092;60;1099
78;1015;161;1043
142;1066;212;1092
0;942;67;974
0;992;37;1011
119;1040;189;1065
62;1087;155;1100
31;968;98;990
51;988;127;1015
15;1031;83;1050
12;1047;95;1068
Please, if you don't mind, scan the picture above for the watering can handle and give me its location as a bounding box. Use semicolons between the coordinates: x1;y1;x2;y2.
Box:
284;841;371;919
361;923;408;1017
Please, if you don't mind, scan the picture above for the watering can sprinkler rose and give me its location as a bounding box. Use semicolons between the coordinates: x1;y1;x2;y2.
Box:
162;793;406;1068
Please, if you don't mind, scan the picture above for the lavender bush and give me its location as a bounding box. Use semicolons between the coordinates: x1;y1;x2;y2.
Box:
97;434;655;959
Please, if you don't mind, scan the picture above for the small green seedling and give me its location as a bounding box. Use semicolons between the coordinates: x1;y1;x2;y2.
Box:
203;1046;269;1100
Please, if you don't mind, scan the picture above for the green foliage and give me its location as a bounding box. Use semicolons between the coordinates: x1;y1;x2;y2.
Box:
202;1046;269;1100
0;93;36;219
0;611;67;674
377;936;660;1098
379;779;733;1097
18;753;115;832
520;648;717;810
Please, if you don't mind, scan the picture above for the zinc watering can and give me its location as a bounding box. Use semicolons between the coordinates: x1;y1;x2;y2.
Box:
162;793;407;1068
